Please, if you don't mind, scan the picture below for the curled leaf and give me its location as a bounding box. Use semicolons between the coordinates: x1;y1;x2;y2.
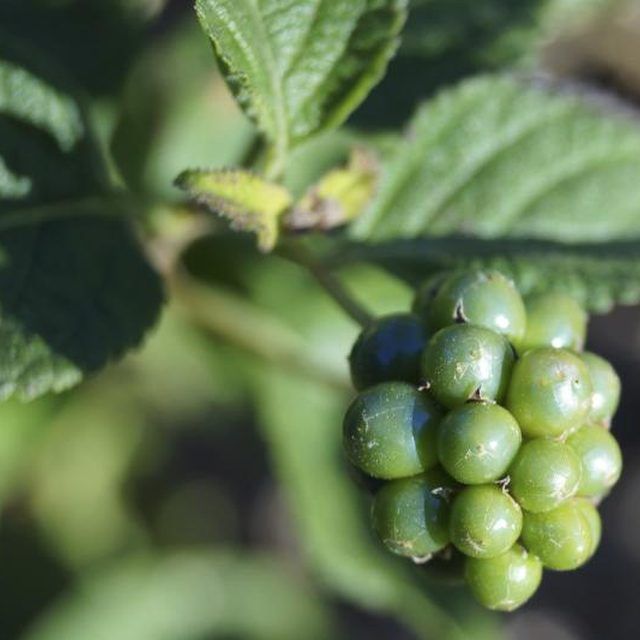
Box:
175;168;293;251
285;148;378;232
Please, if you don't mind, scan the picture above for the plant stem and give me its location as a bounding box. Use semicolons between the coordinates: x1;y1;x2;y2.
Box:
281;241;373;328
263;141;287;182
240;135;264;169
167;263;350;392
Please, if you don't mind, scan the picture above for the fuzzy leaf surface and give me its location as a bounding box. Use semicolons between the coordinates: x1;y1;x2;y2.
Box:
195;0;407;167
0;50;162;400
351;75;640;243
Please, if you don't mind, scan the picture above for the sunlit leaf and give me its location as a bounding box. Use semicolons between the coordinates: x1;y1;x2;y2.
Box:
351;75;640;242
195;0;407;173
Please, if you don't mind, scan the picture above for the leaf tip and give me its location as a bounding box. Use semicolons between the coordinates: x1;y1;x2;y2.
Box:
174;167;292;252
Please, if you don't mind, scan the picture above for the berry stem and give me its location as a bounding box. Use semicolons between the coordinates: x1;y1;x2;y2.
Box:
281;241;374;328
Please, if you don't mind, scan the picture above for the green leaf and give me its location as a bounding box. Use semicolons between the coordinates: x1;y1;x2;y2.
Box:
175;168;293;251
0;58;83;152
334;238;640;313
24;551;334;640
285;148;379;231
350;74;640;243
194;0;407;173
0;49;163;400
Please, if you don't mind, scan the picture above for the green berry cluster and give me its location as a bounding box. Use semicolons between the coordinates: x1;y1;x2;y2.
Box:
343;270;622;612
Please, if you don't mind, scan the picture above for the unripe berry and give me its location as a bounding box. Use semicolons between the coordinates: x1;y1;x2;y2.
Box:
508;439;581;513
567;425;622;499
371;470;452;559
343;382;442;479
428;270;526;345
581;351;621;426
574;497;602;559
349;314;427;390
521;499;593;570
519;293;587;354
422;324;514;408
465;544;542;611
506;348;592;438
449;485;522;559
437;402;521;484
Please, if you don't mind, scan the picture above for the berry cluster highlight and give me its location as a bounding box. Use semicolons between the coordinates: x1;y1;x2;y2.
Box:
343;270;622;611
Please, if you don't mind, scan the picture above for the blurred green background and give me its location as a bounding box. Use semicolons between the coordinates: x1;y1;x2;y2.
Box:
2;1;640;638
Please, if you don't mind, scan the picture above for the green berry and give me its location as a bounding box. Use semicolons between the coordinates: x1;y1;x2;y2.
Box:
449;485;522;559
437;403;521;484
521;499;593;570
506;348;592;438
508;439;581;513
412;272;449;323
429;270;526;345
422;324;514;408
343;382;442;479
519;293;587;354
575;497;602;558
581;352;621;426
371;470;451;559
567;425;622;499
349;314;427;390
465;544;542;611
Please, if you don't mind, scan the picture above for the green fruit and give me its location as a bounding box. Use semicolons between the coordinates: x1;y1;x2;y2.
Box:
575;498;602;558
429;270;526;345
521;499;593;570
465;544;543;611
567;425;622;498
349;314;428;390
519;293;587;354
371;470;451;559
508;439;581;513
437;403;521;484
343;382;442;479
506;348;592;438
412;272;449;324
422;324;515;408
581;352;621;426
449;485;522;559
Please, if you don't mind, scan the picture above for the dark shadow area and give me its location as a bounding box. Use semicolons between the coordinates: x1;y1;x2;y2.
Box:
0;41;164;379
351;0;542;129
0;508;72;639
0;0;152;96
